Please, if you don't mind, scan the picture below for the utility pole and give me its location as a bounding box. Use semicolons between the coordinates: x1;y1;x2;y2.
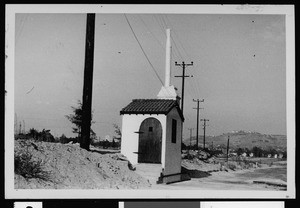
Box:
23;120;25;134
175;61;193;114
81;13;96;151
188;128;194;150
19;122;22;135
200;118;209;150
193;99;204;150
226;135;230;162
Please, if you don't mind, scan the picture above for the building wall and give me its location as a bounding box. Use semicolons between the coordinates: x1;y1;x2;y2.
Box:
121;114;167;166
164;108;182;175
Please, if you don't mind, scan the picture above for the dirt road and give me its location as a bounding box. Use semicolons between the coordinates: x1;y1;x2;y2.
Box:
152;165;287;190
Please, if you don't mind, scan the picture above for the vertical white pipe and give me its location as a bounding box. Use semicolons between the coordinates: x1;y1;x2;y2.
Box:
165;29;171;87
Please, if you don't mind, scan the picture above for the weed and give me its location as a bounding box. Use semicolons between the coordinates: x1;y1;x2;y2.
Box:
14;144;51;181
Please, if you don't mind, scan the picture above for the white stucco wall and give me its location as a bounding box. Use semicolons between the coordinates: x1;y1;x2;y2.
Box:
164;108;183;175
121;114;167;166
121;108;183;177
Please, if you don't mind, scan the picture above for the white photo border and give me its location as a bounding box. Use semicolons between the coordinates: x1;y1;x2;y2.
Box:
5;4;295;199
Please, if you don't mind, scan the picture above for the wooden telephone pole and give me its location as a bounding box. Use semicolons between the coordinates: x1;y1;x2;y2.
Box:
175;61;193;114
193;99;204;150
81;13;96;150
188;128;194;150
200;118;209;150
226;135;230;162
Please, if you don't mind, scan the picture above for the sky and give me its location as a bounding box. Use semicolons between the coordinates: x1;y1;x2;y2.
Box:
14;11;287;139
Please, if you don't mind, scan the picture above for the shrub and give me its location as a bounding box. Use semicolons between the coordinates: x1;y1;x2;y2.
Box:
227;162;237;171
14;147;51;181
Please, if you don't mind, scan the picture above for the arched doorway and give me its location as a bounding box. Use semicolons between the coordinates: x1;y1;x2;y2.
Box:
138;117;162;163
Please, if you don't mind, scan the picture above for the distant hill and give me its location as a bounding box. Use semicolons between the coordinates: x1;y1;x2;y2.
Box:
183;130;287;151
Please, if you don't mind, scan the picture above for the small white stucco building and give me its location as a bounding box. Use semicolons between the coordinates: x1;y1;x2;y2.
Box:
119;28;189;184
120;99;185;183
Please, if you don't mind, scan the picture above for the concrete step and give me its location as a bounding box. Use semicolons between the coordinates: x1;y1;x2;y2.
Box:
134;163;162;184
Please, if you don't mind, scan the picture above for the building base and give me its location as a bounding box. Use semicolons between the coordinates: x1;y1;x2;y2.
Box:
157;172;191;184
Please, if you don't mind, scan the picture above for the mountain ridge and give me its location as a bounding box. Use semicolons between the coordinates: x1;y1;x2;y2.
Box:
183;130;287;151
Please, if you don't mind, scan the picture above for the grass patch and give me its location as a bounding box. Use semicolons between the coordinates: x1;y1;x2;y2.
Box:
15;142;51;181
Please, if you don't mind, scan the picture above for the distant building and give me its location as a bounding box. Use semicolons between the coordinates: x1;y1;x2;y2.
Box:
229;152;237;157
104;135;112;142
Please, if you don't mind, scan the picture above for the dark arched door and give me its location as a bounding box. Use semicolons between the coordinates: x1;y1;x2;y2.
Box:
138;117;162;163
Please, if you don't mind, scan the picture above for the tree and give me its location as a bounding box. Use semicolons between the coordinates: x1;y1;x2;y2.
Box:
112;138;116;148
237;148;244;156
39;129;55;142
113;124;121;137
65;100;95;140
59;134;68;144
252;146;263;157
28;128;39;139
112;123;121;141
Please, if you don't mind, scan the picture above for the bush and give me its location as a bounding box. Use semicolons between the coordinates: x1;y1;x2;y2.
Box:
14;147;51;181
227;162;237;171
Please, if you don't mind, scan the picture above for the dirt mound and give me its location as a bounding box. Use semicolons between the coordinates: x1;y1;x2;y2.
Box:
14;139;151;189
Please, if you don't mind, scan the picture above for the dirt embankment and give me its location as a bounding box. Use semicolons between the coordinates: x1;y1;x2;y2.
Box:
14;139;151;189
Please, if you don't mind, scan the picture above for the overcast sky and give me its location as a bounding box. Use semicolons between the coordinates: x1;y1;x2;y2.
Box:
14;12;286;139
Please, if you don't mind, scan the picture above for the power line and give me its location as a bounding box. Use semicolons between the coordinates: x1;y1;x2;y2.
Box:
165;16;192;62
151;15;181;62
124;14;164;86
139;14;182;82
136;15;181;74
137;15;165;51
153;15;165;34
16;14;29;44
163;14;194;63
162;15;198;99
159;14;168;29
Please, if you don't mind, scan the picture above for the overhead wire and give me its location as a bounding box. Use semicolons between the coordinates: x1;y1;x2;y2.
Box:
149;15;183;90
163;14;202;99
124;14;164;86
155;15;181;89
137;15;165;52
16;14;29;44
161;15;205;139
159;14;168;29
151;15;182;62
164;15;192;61
161;15;197;100
153;15;166;35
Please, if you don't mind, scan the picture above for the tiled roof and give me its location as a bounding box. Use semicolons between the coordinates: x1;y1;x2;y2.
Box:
120;99;184;121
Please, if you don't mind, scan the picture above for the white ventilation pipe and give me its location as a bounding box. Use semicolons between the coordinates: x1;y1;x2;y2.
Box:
165;28;171;87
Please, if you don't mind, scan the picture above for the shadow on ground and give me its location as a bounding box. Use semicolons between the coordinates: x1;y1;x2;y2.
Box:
91;149;120;155
181;167;211;178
